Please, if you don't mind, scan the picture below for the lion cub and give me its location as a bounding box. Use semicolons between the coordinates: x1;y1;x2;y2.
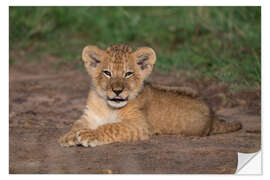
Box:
59;44;241;147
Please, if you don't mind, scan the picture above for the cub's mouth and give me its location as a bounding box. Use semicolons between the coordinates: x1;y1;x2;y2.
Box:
107;96;129;108
108;96;128;103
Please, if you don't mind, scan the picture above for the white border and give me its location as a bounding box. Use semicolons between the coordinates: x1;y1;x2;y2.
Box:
9;0;262;6
2;0;269;179
1;1;8;177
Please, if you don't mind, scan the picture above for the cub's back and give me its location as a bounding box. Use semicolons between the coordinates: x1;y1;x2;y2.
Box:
142;84;212;136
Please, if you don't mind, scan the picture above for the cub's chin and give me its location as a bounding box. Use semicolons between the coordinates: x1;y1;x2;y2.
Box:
107;97;128;109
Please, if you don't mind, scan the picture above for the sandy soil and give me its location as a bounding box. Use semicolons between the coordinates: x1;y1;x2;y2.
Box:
9;58;261;174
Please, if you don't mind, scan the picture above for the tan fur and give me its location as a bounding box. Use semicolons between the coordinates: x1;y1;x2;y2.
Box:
59;44;241;147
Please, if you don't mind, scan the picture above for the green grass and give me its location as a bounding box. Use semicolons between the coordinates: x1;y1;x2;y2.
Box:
9;7;261;90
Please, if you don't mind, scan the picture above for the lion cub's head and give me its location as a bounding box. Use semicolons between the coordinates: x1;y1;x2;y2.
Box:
82;44;156;109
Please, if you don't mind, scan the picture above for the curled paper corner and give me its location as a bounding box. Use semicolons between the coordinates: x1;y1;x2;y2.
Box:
235;150;262;175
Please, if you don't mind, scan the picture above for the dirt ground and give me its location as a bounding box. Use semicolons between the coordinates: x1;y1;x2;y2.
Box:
9;56;261;174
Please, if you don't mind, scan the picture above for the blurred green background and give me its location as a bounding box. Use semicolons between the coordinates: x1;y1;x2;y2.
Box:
9;7;261;90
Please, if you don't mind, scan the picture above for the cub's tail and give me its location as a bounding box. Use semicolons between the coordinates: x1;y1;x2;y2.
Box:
210;116;242;135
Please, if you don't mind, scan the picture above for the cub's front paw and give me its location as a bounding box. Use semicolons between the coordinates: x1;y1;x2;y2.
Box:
59;132;79;147
76;129;102;147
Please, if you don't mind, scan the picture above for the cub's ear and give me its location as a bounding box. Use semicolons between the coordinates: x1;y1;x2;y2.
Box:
134;47;156;79
82;45;104;69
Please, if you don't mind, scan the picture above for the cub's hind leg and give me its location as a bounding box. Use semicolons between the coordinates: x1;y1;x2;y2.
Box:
210;116;242;135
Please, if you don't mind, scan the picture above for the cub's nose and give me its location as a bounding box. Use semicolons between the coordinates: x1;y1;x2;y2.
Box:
112;88;123;96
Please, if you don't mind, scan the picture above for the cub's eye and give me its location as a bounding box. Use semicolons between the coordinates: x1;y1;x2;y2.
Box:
125;72;134;78
103;70;111;77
